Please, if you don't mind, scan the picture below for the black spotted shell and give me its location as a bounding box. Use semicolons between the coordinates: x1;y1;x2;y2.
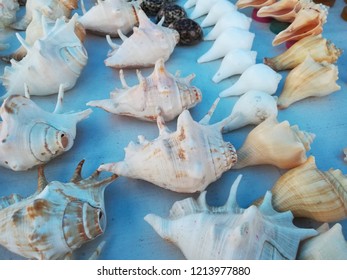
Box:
169;18;203;45
140;0;167;16
156;4;187;27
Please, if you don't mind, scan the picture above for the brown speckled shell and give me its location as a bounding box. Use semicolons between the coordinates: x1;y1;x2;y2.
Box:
156;4;187;27
169;18;203;45
141;0;167;16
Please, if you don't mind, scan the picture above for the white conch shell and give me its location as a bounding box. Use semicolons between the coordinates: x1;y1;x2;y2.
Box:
0;161;117;259
87;58;202;122
0;0;19;29
145;174;317;259
11;0;79;30
257;0;301;22
272;4;328;46
190;0;220;20
104;9;179;68
79;0;142;37
219;64;282;97
0;14;88;99
204;11;252;41
222;90;278;133
236;0;276;9
277;55;340;109
1;9;86;62
233;117;315;169
0;86;92;171
200;0;237;28
98;99;238;193
266;156;347;222
298;223;347;260
264;35;342;71
198;27;255;64
212;49;257;83
184;0;197;9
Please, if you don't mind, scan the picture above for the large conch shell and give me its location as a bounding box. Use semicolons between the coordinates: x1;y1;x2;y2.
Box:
104;9;179;68
0;0;19;29
257;0;301;22
11;0;79;30
79;0;142;37
222;90;278;133
200;0;237;28
0;14;88;99
277;55;340;109
264;35;342;71
236;0;276;9
1;9;86;62
204;11;252;41
213;49;257;83
197;27;255;64
233;117;315;170
98;99;238;193
272;4;328;46
190;0;220;20
0;86;92;171
298;223;347;260
219;64;282;97
0;161;118;259
264;156;347;222
87;59;202;122
145;174;317;259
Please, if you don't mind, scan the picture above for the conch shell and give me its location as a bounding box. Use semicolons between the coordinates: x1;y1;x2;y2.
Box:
1;9;86;62
145;174;317;259
213;49;257;83
0;14;88;99
0;86;92;171
11;0;79;30
198;27;255;64
264;35;342;71
204;11;252;41
277;55;340;109
257;0;301;22
79;0;142;37
200;0;237;28
236;0;276;9
98;99;238;193
190;0;220;20
233;117;315;169
87;58;202;122
222;90;278;133
219;64;282;97
272;4;328;46
0;0;19;29
104;9;179;68
298;223;347;260
0;161;117;259
265;156;347;222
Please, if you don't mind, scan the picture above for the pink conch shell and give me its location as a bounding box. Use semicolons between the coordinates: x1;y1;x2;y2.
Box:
257;0;302;22
145;174;317;259
272;4;328;46
79;0;142;37
0;14;88;99
98;99;238;193
87;58;202;122
0;85;92;171
236;0;276;9
0;161;117;259
11;0;79;30
104;9;179;69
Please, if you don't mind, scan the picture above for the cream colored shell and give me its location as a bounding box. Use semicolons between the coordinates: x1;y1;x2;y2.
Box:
0;0;19;29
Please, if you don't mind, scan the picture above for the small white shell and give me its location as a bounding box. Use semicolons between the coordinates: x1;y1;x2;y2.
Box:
198;27;255;64
222;90;278;133
190;0;220;20
212;49;257;83
184;0;197;9
0;0;19;29
219;64;282;97
204;11;252;41
201;0;237;28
